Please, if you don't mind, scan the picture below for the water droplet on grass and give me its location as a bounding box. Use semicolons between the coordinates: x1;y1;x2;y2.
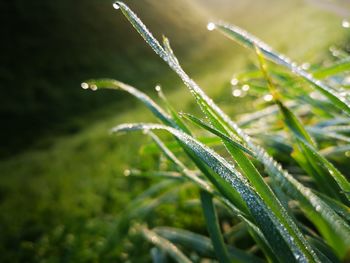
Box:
263;94;273;102
112;2;120;9
155;85;161;92
90;84;98;91
124;169;131;176
230;78;238;85
242;84;250;91
207;22;215;31
342;19;350;28
301;62;310;70
232;89;242;97
81;82;89;89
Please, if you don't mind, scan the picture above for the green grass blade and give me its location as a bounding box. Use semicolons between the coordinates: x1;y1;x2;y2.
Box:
212;22;350;116
313;191;350;223
182;113;254;156
123;169;183;180
239;216;279;263
101;180;181;255
151;247;167;263
312;58;350;79
156;85;192;134
112;2;349;260
140;226;192;263
298;138;350;203
154;226;264;263
83;78;248;216
148;131;213;193
255;46;350;203
82;79;176;127
182;113;317;263
113;122;320;262
200;191;232;263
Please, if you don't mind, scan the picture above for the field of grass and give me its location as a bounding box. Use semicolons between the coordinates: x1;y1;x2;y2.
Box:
1;0;349;262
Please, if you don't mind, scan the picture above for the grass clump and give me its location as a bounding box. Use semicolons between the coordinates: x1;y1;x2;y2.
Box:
84;2;350;262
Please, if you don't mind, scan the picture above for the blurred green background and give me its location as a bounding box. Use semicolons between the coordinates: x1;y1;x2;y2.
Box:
0;0;349;262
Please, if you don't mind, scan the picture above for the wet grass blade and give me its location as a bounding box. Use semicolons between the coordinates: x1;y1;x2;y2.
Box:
111;2;350;260
297;138;350;203
154;227;264;263
200;191;232;263
182;113;317;263
313;58;350;79
113;122;320;262
255;46;350;203
212;22;350;116
82;79;176;127
140;226;192;263
182;113;254;156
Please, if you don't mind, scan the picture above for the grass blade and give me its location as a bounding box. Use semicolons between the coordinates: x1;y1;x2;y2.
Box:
140;226;192;263
212;22;350;116
200;191;232;263
112;2;349;260
113;122;320;262
82;79;176;127
182;113;318;263
255;46;350;203
312;58;350;79
182;113;254;156
154;227;264;263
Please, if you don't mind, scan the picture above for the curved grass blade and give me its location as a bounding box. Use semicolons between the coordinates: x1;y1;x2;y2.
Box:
101;180;181;256
140;226;192;263
255;46;350;203
200;191;232;263
156;85;191;134
82;79;176;127
124;169;183;180
298;138;350;203
112;122;320;262
149;131;249;218
148;131;213;193
112;2;349;259
239;216;280;263
83;78;249;216
182;113;254;156
150;247;167;263
314;191;350;223
212;22;350;116
307;237;340;263
154;227;264;263
182;113;317;263
142;137;221;154
312;58;350;79
307;127;350;143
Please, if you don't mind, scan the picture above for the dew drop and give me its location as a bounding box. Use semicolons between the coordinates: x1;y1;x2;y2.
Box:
263;94;273;102
155;85;161;92
207;22;216;31
90;84;98;91
112;2;120;10
342;19;350;28
232;89;242;97
242;84;250;91
81;82;89;89
230;78;239;85
301;62;310;70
